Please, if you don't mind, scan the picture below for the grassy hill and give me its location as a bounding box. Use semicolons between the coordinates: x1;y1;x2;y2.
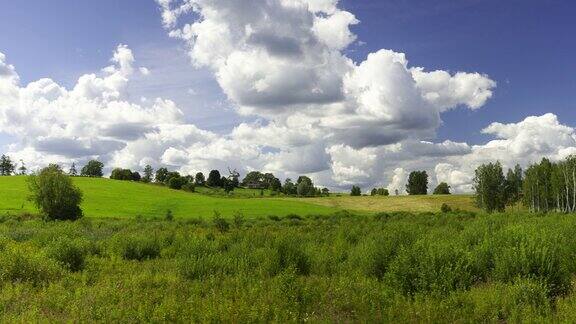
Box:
0;176;335;218
0;176;480;218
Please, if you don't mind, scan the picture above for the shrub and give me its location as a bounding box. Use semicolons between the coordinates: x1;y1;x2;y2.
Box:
0;242;61;285
269;237;310;276
165;209;174;222
212;211;230;233
115;234;161;261
441;203;452;213
181;182;195;192
46;237;90;272
27;165;83;221
387;239;475;295
491;228;570;297
233;211;245;228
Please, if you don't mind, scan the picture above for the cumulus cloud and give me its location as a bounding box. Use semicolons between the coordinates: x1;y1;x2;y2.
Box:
1;0;572;194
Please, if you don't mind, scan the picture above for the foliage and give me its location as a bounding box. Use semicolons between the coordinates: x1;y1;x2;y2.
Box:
0;211;574;321
350;185;362;196
441;203;452;213
296;176;315;197
406;171;428;195
474;162;506;213
80;160;104;177
27;165;83;221
142;165;154;183
155;167;169;183
167;175;188;190
371;187;389;196
207;170;222;187
110;168;141;181
523;156;576;213
195;172;206;186
0;154;15;176
433;182;451;195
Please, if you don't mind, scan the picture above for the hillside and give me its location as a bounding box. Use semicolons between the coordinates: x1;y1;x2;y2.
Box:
0;176;335;218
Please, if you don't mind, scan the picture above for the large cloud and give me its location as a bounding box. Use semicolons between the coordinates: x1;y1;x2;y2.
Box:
159;0;496;149
1;0;573;194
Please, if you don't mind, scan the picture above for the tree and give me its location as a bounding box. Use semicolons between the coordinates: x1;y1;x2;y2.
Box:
351;186;362;196
523;158;554;213
27;165;83;221
18;159;27;175
228;168;240;188
321;188;330;196
371;188;378;196
142;165;154;183
167;176;187;190
242;171;264;187
207;170;222;187
222;177;235;194
406;171;428;195
81;160;104;177
284;178;297;195
296;176;314;197
195;172;206;186
69;163;77;176
504;164;523;206
378;188;390;196
474;162;506;213
155;167;169;183
433;182;451;195
263;173;282;191
0;154;15;176
132;171;141;182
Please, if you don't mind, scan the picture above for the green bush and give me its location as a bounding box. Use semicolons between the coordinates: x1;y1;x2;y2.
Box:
491;227;570;297
0;242;61;285
45;237;91;272
387;239;475;295
114;234;161;261
27;165;83;221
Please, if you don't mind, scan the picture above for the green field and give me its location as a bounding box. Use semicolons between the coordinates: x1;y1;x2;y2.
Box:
0;176;335;218
0;176;480;218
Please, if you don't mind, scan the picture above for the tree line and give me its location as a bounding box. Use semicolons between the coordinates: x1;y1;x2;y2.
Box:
472;155;576;214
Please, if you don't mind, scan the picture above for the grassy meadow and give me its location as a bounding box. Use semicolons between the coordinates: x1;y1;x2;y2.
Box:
0;176;480;218
0;176;336;218
0;211;575;321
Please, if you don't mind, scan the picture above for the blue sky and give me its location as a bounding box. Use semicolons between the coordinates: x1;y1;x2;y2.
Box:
0;0;575;191
2;0;574;144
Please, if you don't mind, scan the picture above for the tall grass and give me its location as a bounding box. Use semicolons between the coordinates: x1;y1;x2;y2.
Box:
0;211;575;321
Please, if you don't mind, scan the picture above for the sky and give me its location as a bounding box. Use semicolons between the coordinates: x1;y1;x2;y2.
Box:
0;0;575;193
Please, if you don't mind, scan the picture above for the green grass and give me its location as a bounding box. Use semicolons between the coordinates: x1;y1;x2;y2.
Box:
0;176;335;218
0;211;575;321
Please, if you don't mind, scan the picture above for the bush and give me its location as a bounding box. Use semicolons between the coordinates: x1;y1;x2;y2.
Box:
491;228;570;297
181;182;195;192
46;237;90;272
441;203;452;213
387;239;475;295
165;209;174;222
0;242;61;285
167;176;187;190
27;165;83;221
115;234;161;261
212;211;230;233
270;237;310;276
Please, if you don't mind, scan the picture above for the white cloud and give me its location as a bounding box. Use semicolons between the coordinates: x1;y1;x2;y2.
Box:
2;0;572;194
